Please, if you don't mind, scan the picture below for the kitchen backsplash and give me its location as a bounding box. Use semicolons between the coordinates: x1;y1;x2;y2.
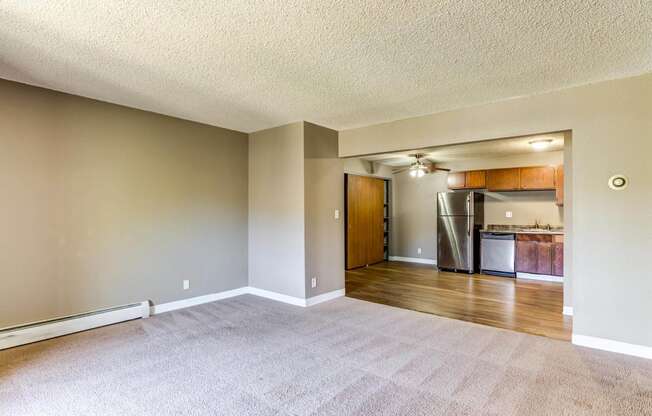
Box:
483;190;563;227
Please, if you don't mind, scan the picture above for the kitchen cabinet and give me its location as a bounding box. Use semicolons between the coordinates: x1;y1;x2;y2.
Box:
447;172;466;189
447;170;486;190
515;240;538;273
552;241;564;276
516;234;563;276
486;168;520;191
519;166;556;190
555;165;564;206
465;170;486;189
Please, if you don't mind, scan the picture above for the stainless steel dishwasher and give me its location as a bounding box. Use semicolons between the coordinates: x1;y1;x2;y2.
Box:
480;233;516;277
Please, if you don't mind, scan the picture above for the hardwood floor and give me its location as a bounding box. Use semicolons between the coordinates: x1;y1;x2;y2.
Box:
345;261;572;341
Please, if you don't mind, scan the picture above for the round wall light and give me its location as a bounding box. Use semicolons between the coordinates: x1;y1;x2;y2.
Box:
608;174;629;191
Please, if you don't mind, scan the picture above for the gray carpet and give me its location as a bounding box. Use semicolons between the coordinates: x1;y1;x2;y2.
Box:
1;295;651;416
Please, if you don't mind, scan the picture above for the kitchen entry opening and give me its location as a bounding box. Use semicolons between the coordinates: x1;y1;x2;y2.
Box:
342;130;573;341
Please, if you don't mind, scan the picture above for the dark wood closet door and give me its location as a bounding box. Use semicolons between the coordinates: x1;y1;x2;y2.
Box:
346;175;385;269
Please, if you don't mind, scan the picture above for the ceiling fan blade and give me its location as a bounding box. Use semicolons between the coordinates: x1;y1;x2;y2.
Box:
430;167;451;172
392;167;410;174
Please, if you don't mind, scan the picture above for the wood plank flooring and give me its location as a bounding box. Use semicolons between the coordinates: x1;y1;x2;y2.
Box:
345;261;572;341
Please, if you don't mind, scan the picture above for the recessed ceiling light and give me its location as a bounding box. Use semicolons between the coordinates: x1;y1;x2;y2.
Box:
529;139;552;151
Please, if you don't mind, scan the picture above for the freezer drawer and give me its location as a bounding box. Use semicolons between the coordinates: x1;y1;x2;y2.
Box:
481;233;515;275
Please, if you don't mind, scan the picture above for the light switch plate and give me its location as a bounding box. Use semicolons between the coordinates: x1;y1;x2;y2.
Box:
417;248;422;255
505;211;513;218
183;280;190;290
311;277;317;288
334;209;340;220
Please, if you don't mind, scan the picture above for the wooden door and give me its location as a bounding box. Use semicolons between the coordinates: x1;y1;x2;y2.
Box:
487;168;520;191
552;242;564;276
519;166;555;190
516;241;538;273
555;166;564;206
346;175;385;269
465;170;486;189
447;172;466;189
536;242;553;275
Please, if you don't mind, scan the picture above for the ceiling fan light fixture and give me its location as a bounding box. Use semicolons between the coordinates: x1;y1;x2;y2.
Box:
529;139;553;151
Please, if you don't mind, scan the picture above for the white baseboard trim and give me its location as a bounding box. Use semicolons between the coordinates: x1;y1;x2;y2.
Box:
151;287;250;315
563;306;574;316
388;256;437;265
245;287;308;307
246;287;345;307
306;289;346;306
2;285;346;349
0;302;149;350
152;286;345;313
516;272;563;283
572;334;652;360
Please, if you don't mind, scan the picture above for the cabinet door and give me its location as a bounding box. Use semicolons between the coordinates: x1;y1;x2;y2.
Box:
516;241;538;273
552;242;564;276
555;166;564;206
465;170;486;189
536;242;553;275
487;168;520;191
519;166;555;190
447;172;466;189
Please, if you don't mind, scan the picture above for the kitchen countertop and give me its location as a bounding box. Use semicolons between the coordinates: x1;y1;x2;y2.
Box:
480;225;564;235
481;229;564;235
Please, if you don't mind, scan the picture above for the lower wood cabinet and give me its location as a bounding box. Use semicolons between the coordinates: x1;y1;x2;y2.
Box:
516;234;563;276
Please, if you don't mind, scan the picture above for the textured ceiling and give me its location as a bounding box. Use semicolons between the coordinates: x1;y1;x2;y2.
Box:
1;1;651;133
361;133;565;166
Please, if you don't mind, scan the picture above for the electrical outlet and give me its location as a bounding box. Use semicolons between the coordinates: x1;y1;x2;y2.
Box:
334;209;340;220
311;277;317;288
183;280;190;290
417;248;422;255
505;211;513;218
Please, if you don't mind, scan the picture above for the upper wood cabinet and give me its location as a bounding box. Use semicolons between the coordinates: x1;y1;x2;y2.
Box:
447;170;487;190
486;168;520;191
447;172;466;189
449;165;563;193
519;166;555;190
465;170;486;189
555;165;564;206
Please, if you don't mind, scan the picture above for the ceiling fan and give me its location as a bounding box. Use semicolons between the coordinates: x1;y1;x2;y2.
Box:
393;153;450;177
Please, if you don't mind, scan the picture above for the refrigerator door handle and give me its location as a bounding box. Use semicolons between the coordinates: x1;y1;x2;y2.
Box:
468;215;472;236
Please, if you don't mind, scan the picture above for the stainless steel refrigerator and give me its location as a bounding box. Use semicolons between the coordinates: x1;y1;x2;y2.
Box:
437;191;484;273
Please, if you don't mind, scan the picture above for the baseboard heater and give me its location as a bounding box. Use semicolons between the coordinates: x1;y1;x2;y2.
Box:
0;301;150;350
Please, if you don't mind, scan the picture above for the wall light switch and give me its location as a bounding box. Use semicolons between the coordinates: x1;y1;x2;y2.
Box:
334;209;340;220
505;211;513;218
183;280;190;290
311;277;317;288
417;248;422;255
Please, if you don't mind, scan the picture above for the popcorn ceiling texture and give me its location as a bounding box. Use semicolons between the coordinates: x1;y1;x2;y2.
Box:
1;1;651;132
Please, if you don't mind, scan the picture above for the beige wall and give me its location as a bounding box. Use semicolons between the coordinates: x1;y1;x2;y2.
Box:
390;151;563;261
342;158;394;179
248;122;345;299
340;73;652;348
0;79;249;329
248;123;306;298
304;123;345;297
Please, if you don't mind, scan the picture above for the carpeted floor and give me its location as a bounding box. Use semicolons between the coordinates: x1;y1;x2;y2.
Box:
1;295;651;415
